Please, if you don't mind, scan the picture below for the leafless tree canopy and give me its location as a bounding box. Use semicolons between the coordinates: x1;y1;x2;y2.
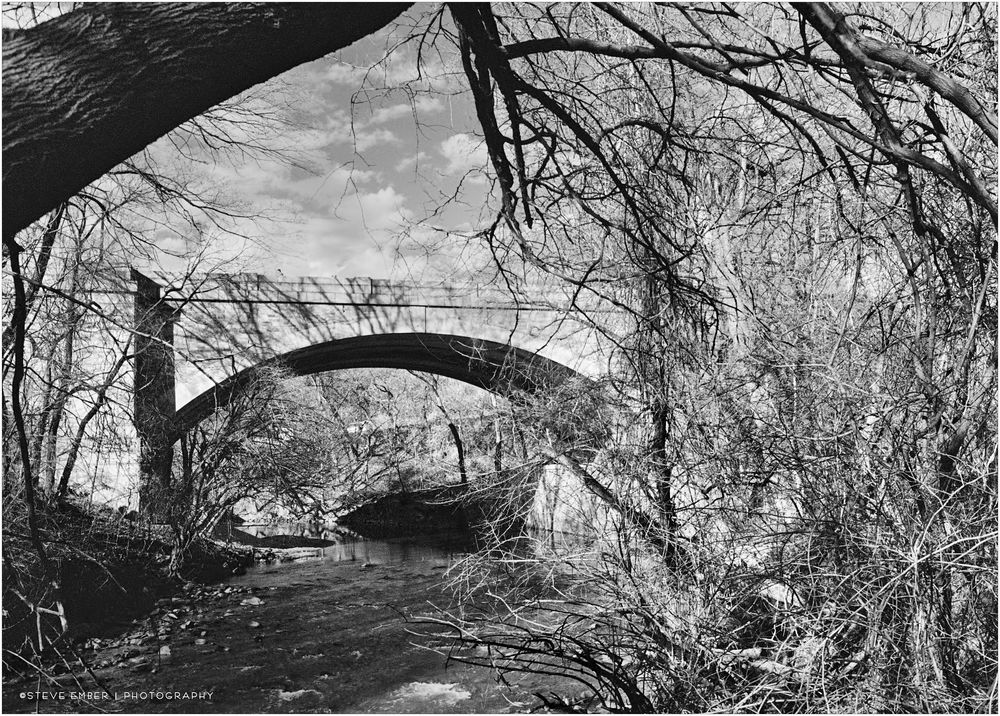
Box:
2;2;996;711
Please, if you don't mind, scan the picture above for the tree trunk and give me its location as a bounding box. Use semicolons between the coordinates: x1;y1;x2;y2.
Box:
2;2;410;239
447;422;468;485
168;526;191;577
55;348;132;501
1;205;65;348
27;362;54;486
638;247;677;539
43;252;83;495
648;398;676;533
492;397;504;473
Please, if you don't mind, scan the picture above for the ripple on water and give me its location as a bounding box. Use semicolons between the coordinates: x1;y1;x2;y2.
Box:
276;688;322;702
388;682;472;706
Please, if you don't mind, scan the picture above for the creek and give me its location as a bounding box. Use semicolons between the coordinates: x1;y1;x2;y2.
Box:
4;531;578;714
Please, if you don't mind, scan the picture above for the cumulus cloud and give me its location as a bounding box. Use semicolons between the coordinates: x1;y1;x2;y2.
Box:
414;95;445;114
270;185;415;278
340;186;413;232
280;214;395;277
353;127;400;152
395;151;431;173
325;62;368;85
142;49;480;285
370;103;414;124
369;96;444;125
440;133;488;175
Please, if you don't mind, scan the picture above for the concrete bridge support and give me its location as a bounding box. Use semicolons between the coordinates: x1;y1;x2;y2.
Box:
132;270;177;512
527;462;613;552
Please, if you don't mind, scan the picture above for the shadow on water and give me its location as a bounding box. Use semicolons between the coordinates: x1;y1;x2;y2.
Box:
230;522;477;584
314;532;473;564
229;518;586;587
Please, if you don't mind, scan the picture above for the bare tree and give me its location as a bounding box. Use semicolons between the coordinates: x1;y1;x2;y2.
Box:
1;3;994;709
430;4;996;710
1;2;411;238
164;369;332;573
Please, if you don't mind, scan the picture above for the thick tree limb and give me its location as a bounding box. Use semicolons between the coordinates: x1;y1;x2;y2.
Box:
2;2;410;240
592;2;997;224
856;34;998;145
795;2;997;225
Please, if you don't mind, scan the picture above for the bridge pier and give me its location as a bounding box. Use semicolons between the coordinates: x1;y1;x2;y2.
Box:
131;270;178;514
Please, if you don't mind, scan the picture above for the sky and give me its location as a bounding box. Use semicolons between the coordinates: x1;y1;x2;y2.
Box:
146;5;494;284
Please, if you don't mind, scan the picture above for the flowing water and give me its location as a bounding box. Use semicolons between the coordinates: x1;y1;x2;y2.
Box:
5;531;582;713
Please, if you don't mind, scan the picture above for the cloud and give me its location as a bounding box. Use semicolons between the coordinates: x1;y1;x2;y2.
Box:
354;127;400;152
280;214;395;277
369;95;445;125
254;184;415;273
246;110;398;159
325;62;368;85
379;49;465;93
339;186;413;232
414;95;445;114
440;134;488;175
285;166;378;200
296;111;399;153
269;185;415;278
370;103;414;124
140;46;485;286
394;151;431;173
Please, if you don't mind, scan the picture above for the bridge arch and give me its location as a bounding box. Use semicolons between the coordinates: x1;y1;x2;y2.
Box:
168;332;586;443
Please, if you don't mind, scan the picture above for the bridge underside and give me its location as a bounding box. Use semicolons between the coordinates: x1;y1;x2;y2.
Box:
168;332;584;442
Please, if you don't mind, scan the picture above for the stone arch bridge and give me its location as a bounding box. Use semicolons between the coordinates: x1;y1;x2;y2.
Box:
130;270;615;505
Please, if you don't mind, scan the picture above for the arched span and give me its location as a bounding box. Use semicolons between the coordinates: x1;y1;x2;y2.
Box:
169;332;586;442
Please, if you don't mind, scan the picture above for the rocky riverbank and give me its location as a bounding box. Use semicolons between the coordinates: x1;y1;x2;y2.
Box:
3;549;583;713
